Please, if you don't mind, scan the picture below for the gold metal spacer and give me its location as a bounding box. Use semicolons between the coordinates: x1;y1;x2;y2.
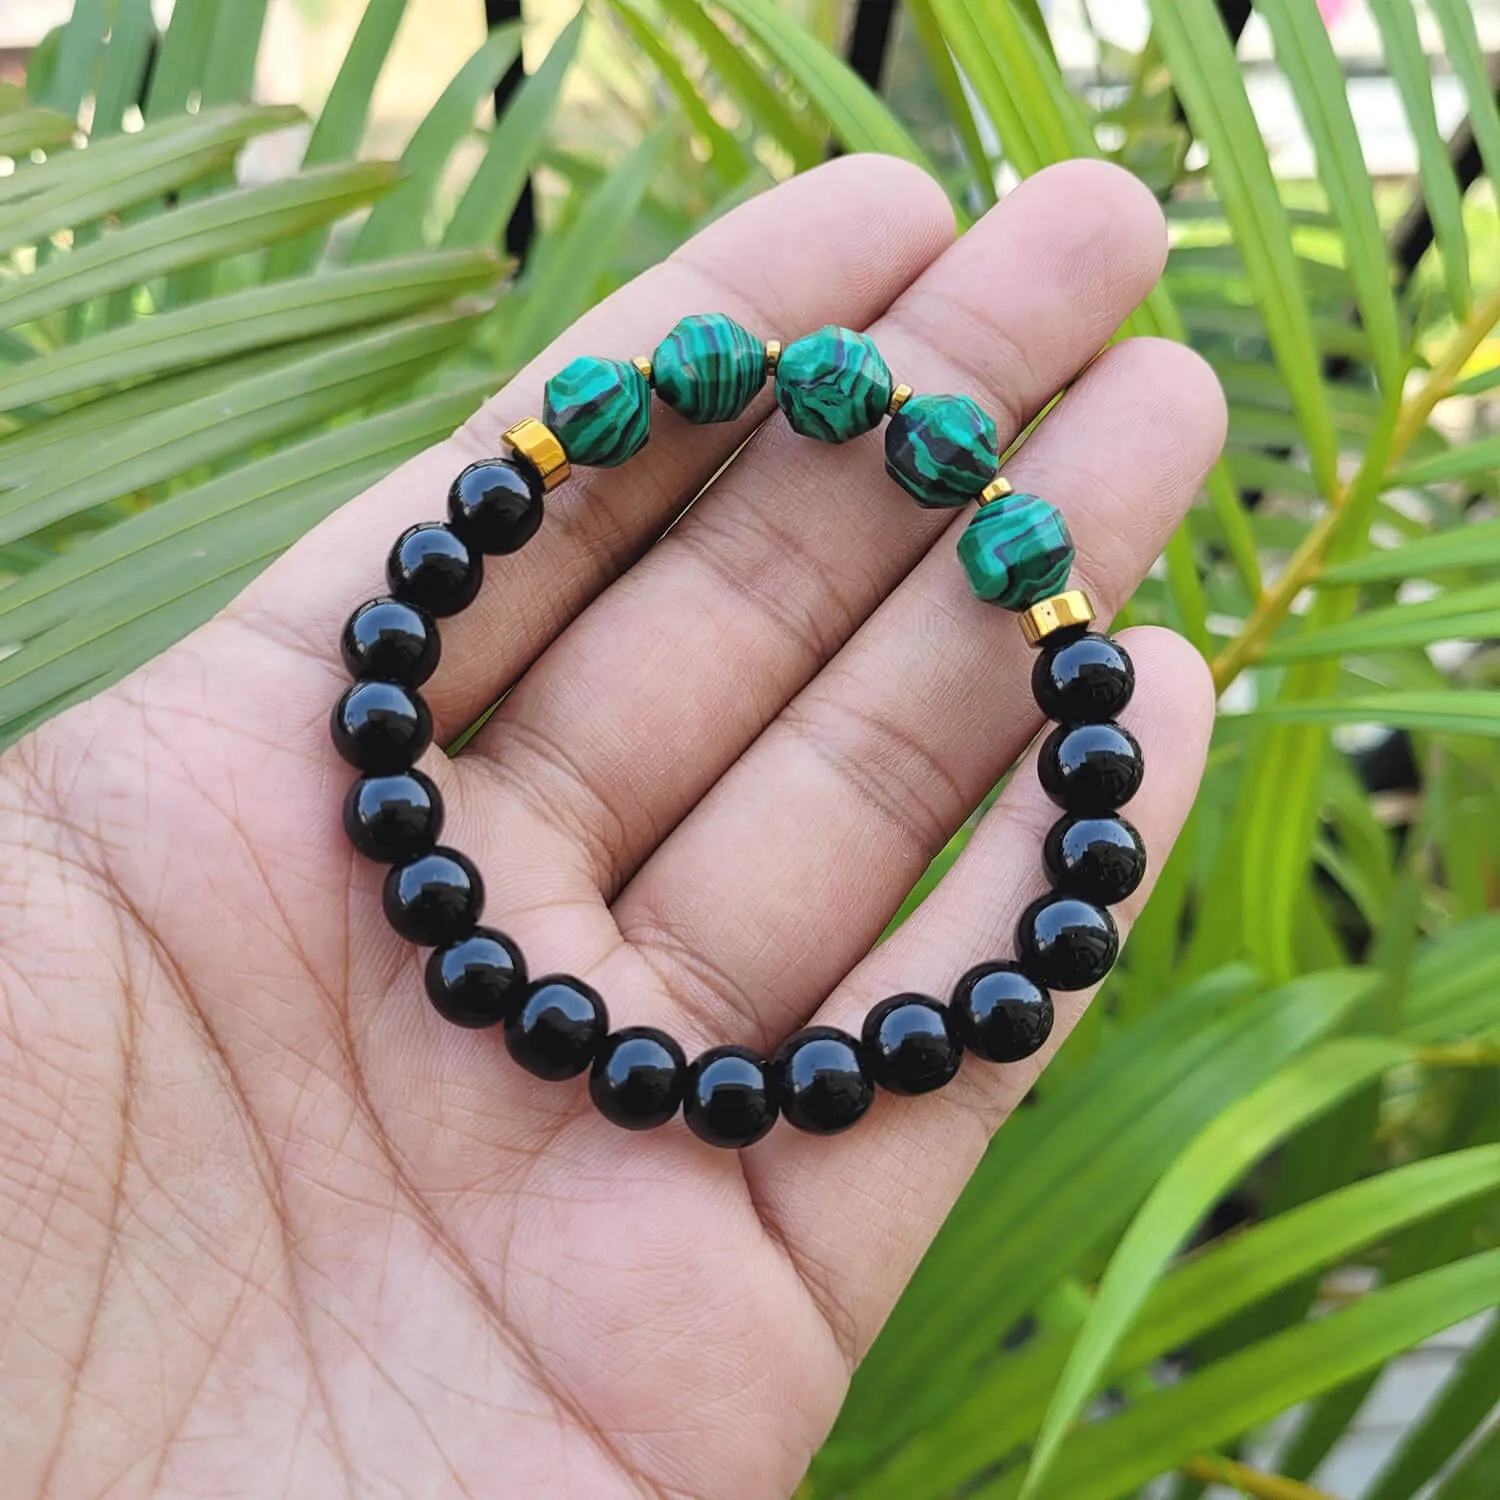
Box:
1020;589;1096;648
764;339;782;376
980;475;1014;504
631;354;654;383
502;416;571;492
888;382;913;415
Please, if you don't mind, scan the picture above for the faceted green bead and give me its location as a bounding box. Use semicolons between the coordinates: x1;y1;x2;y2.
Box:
654;313;765;424
543;356;650;467
774;325;892;443
884;393;999;508
956;492;1075;609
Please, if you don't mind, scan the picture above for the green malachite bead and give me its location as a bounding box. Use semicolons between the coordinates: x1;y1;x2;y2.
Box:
956;492;1075;608
884;393;999;507
543;356;650;467
653;313;765;424
774;325;892;443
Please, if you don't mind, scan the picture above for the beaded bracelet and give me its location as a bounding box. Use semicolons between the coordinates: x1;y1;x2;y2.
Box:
330;316;1145;1148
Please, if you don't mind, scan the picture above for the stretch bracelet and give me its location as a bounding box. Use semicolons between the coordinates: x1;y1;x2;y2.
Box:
330;316;1145;1148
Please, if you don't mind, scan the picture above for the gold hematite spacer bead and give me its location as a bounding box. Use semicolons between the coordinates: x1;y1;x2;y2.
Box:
502;416;571;492
888;382;913;415
1020;590;1096;648
764;339;782;375
980;475;1015;503
632;354;654;383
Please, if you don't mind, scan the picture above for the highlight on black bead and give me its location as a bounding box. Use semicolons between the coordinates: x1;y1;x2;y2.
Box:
772;1026;874;1135
505;975;609;1081
1037;720;1144;815
950;961;1053;1063
1017;893;1118;992
861;994;963;1095
1043;815;1146;905
447;458;545;556
382;847;484;946
343;769;443;863
424;927;526;1029
589;1026;688;1130
387;522;483;617
341;596;440;687
1031;632;1135;723
330;679;432;774
683;1046;778;1148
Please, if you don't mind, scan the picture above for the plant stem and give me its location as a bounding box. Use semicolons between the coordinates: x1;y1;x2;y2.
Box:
1181;1452;1343;1499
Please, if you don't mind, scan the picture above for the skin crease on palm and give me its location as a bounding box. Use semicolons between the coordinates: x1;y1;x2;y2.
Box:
0;156;1225;1499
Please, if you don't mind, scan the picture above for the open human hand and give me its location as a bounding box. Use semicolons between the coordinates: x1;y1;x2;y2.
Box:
1;156;1224;1498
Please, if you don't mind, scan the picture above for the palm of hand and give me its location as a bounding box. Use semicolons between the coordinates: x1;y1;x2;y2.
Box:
0;158;1221;1499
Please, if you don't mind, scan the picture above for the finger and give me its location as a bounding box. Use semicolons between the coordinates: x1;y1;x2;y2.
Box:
221;155;955;738
610;335;1224;1047
463;160;1169;892
743;626;1214;1360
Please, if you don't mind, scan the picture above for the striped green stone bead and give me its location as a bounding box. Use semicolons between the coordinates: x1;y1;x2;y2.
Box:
653;313;765;424
956;492;1075;609
543;356;650;468
774;325;892;443
884;393;999;508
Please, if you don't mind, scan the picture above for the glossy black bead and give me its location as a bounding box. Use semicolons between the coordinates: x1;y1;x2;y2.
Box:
386;522;482;617
505;976;608;1081
772;1027;874;1135
382;847;484;946
1037;720;1143;815
951;962;1054;1063
330;679;432;773
343;769;443;862
340;596;440;688
447;459;545;556
683;1046;778;1148
589;1027;688;1130
861;994;963;1095
1032;632;1134;723
424;927;526;1029
1043;815;1146;905
1017;893;1118;991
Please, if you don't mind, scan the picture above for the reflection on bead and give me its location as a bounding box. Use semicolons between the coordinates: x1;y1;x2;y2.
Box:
1017;893;1118;991
683;1046;778;1148
951;962;1054;1063
589;1027;688;1130
343;769;443;862
424;927;526;1028
774;326;892;443
1043;815;1146;905
956;492;1074;609
341;597;440;687
1032;632;1134;723
653;313;766;424
772;1026;874;1134
861;994;963;1095
382;847;484;946
447;459;544;556
544;357;651;467
884;393;999;508
505;975;608;1080
330;679;432;773
387;523;482;617
1038;721;1143;814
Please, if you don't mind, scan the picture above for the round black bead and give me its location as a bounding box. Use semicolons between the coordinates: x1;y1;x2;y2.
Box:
772;1027;874;1135
505;975;608;1081
1017;894;1118;991
589;1027;688;1130
1043;815;1147;905
447;459;545;556
683;1046;778;1149
330;679;432;773
861;994;963;1095
1037;721;1143;815
1032;632;1134;723
387;523;482;617
424;927;526;1028
340;596;440;687
382;847;484;946
951;962;1054;1063
343;769;443;862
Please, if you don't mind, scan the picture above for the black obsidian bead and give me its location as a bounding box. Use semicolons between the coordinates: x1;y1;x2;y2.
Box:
1037;720;1143;815
330;679;432;773
424;927;526;1028
382;847;484;946
1044;815;1146;905
1032;632;1134;723
1017;893;1118;991
343;769;443;862
951;962;1053;1063
340;596;440;688
505;975;608;1081
861;994;963;1095
772;1027;874;1135
683;1046;778;1149
447;459;545;556
387;522;482;617
589;1026;688;1130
